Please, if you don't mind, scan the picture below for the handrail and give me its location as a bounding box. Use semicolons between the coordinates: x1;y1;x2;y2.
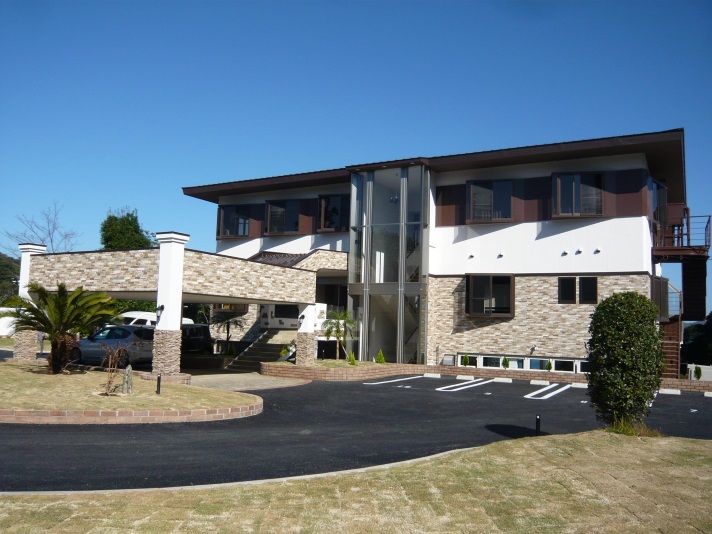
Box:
656;214;711;250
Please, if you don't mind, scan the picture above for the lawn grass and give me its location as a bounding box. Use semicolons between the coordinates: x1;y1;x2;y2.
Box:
0;361;259;411
0;430;709;533
0;337;14;349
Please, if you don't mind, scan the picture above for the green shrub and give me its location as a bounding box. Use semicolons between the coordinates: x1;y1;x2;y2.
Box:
694;365;702;380
545;360;552;372
461;354;470;366
502;356;510;369
587;292;664;426
376;349;386;364
348;352;356;366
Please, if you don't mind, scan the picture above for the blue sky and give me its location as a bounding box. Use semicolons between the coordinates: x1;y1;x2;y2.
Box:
1;0;711;312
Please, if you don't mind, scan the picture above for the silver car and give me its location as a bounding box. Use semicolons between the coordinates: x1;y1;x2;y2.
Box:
72;325;154;368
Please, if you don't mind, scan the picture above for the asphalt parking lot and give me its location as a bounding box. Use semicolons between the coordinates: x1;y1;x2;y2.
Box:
1;374;710;492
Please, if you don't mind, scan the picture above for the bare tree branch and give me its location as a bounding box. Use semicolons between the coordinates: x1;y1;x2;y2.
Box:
1;202;79;257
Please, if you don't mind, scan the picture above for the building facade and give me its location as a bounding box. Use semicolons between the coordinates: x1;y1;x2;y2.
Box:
184;129;710;376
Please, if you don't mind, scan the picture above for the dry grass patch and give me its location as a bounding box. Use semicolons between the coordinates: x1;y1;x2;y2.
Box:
0;337;14;349
0;361;259;411
0;431;710;533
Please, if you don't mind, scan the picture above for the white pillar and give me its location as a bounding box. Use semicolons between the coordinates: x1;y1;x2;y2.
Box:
18;243;47;298
155;232;190;331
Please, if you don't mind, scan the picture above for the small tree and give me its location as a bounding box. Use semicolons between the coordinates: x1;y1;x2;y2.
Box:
1;283;118;374
211;312;245;355
321;310;357;360
587;292;664;426
100;207;155;250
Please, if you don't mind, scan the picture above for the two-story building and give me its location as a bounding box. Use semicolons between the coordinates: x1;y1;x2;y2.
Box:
184;128;709;378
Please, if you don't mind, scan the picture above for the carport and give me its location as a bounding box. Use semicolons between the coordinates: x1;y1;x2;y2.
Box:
14;232;317;375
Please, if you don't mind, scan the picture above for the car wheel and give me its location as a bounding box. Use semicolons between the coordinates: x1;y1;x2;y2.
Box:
117;349;130;369
70;347;82;364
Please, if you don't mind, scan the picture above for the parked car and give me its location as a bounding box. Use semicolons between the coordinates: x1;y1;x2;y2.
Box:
72;325;154;367
72;324;213;368
117;310;194;326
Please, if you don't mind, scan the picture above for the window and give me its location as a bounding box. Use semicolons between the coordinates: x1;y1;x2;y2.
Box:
466;275;514;317
318;195;349;232
267;200;301;234
558;276;598;304
218;205;251;237
558;277;576;304
552;173;603;216
579;277;598;304
467;181;512;222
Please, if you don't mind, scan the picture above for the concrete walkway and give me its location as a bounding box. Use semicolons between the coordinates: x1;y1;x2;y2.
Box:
186;370;310;391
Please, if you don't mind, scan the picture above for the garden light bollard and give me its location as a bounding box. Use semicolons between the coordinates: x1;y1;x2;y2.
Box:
156;373;162;395
536;414;541;436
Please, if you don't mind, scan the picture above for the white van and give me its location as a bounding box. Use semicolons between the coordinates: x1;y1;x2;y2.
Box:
117;311;194;326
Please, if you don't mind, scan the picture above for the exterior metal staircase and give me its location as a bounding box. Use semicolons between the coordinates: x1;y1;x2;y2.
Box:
225;329;296;373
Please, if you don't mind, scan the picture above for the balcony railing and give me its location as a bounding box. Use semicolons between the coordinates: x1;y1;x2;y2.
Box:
655;214;711;252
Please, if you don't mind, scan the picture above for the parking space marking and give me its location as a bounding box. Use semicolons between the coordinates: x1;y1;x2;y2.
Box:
524;383;571;400
364;376;424;386
436;379;495;392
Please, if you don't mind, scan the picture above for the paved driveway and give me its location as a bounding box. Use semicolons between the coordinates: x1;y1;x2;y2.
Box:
1;375;709;492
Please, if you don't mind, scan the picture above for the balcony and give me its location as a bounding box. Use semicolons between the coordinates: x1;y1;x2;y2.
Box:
653;204;710;260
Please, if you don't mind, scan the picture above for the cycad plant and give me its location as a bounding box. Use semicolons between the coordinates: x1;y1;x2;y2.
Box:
1;283;117;373
321;310;357;360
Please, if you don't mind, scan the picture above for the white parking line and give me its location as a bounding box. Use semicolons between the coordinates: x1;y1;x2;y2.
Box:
364;376;424;385
436;379;494;392
524;383;571;400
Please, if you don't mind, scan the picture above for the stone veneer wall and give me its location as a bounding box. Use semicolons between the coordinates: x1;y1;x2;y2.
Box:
30;250;159;292
210;304;262;345
182;251;315;304
13;330;38;361
294;250;348;272
153;329;182;375
296;332;316;366
426;273;651;364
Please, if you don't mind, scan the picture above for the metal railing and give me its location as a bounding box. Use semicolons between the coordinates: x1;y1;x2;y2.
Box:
656;214;711;251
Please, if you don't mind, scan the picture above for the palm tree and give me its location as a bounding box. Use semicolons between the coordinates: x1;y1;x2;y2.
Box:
321;309;357;360
1;283;118;374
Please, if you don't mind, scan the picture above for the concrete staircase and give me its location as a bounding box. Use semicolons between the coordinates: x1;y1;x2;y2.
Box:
225;329;296;373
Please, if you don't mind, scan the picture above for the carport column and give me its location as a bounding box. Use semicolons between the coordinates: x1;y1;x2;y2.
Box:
296;304;316;366
14;243;47;361
153;232;190;375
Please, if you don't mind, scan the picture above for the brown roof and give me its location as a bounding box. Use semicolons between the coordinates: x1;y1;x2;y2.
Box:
248;251;312;268
183;129;686;204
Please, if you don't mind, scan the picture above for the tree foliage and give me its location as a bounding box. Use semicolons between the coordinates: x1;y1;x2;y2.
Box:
322;310;357;360
1;202;78;256
100;208;155;250
0;252;20;304
586;292;664;426
1;283;118;374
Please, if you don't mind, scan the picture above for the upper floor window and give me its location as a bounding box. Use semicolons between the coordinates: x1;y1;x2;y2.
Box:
552;173;603;217
267;200;301;234
465;274;514;317
558;276;598;304
218;205;250;238
467;181;512;222
318;195;350;232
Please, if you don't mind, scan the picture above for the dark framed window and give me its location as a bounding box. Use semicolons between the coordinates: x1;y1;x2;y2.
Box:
466;275;514;317
579;277;598;304
558;277;576;304
559;276;598;304
467;180;512;222
318;194;350;232
552;173;603;216
266;200;301;234
218;205;251;238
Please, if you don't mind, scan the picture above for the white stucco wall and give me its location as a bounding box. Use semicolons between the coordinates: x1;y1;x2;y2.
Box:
428;216;653;276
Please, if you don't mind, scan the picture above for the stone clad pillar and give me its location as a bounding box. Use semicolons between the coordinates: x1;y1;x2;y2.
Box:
153;232;189;375
296;304;316;366
14;244;47;361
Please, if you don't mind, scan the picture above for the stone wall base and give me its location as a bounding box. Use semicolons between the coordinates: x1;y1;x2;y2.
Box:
296;332;315;366
13;330;38;361
152;329;182;375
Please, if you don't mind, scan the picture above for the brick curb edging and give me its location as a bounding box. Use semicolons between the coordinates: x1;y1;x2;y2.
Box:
261;363;712;393
0;399;263;424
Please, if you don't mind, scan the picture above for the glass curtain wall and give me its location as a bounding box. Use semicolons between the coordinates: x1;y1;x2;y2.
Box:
349;165;427;363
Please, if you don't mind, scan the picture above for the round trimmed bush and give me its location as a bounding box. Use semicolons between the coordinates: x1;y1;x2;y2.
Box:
587;292;664;426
